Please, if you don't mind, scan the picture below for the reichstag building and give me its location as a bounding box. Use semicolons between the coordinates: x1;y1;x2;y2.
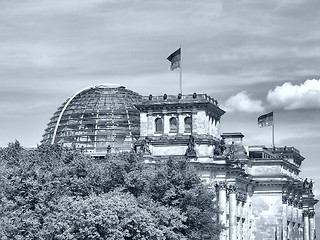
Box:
42;84;318;240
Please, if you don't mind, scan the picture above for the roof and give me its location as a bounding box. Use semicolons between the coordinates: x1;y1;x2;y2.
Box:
42;84;142;154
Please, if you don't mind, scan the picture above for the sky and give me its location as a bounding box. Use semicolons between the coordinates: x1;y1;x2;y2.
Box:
1;0;320;231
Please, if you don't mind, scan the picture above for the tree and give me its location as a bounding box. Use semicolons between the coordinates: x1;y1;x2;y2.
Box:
0;142;222;239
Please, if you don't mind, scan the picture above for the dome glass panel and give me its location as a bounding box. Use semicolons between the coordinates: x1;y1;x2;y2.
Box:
42;84;142;154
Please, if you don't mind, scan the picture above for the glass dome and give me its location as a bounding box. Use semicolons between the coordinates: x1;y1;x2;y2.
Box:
42;84;142;155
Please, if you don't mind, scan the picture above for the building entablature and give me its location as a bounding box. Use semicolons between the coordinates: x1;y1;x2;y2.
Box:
301;194;319;208
247;158;301;179
136;134;219;145
251;177;303;194
268;146;304;166
281;178;319;207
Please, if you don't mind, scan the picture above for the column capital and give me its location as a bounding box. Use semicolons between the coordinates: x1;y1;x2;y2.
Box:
228;185;238;194
308;211;315;218
282;195;288;204
303;210;309;217
216;181;227;190
236;192;247;203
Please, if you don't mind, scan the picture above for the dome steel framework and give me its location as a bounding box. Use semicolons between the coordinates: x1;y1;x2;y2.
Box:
42;84;142;154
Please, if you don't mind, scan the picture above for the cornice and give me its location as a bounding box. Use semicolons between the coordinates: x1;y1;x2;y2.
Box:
136;100;225;118
135;135;219;146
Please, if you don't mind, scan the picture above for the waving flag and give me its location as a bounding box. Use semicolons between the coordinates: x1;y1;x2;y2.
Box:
167;48;181;71
258;112;273;127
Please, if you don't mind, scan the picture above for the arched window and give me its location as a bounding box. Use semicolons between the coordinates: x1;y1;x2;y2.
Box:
155;118;163;133
184;117;192;133
169;117;177;132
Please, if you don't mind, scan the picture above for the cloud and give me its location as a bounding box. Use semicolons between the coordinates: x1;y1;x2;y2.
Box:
221;91;264;113
267;79;320;110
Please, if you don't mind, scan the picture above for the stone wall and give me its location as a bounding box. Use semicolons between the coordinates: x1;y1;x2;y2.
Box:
251;194;283;239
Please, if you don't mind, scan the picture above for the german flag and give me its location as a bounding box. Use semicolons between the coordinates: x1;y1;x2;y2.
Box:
258;112;273;128
167;48;181;71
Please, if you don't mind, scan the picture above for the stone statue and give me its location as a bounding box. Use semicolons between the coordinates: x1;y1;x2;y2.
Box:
223;141;235;160
141;137;151;155
185;135;197;157
303;178;314;194
303;178;309;189
214;139;226;156
228;141;235;160
106;145;111;153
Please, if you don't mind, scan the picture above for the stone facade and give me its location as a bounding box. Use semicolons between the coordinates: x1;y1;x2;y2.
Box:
44;86;318;240
134;93;318;240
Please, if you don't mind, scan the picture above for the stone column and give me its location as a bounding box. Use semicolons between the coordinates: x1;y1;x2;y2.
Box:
178;113;184;134
282;195;288;240
214;119;220;137
303;211;310;240
217;182;227;240
236;193;245;240
288;198;293;239
163;114;170;135
309;211;315;240
147;112;153;136
191;110;197;134
229;185;238;240
293;200;299;238
242;201;247;240
298;202;303;240
207;115;211;135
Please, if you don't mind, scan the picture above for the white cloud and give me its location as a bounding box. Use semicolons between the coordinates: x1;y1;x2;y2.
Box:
221;91;264;113
267;79;320;110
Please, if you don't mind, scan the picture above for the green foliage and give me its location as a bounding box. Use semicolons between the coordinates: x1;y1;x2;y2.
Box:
0;141;222;239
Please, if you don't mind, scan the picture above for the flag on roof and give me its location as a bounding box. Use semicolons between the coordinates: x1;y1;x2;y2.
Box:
258;111;273;128
167;48;181;71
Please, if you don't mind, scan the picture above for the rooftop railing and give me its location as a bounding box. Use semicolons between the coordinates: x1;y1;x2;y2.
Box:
141;93;219;106
267;146;300;154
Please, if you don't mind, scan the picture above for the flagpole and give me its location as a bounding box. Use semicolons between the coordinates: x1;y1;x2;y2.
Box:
179;45;182;94
179;66;182;94
272;111;275;148
272;124;275;148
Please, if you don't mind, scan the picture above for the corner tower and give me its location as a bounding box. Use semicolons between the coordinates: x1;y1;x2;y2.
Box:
135;93;225;162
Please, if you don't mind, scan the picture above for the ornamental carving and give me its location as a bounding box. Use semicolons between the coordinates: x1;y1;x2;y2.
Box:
288;198;293;206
